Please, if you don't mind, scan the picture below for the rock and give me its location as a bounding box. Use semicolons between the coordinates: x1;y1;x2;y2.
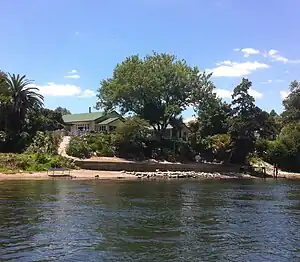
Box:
95;175;99;178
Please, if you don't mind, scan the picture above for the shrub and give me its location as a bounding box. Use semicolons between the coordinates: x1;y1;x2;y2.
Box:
0;153;75;172
67;133;116;158
263;123;300;172
114;117;151;159
66;136;92;159
209;133;231;163
254;137;269;158
27;131;60;154
86;133;115;156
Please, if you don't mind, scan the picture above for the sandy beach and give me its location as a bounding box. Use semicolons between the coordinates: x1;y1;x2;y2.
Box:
0;169;300;181
0;170;137;180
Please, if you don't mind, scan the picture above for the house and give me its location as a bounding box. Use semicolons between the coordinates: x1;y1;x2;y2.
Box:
62;108;124;134
62;107;191;139
149;123;191;140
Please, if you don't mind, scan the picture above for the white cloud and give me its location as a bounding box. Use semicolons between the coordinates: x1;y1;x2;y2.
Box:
214;88;232;98
261;80;273;84
183;116;196;123
249;88;263;99
64;74;80;79
280;90;290;100
68;69;78;74
235;47;300;64
79;89;96;98
32;82;95;98
266;49;300;64
235;48;260;57
208;60;269;77
214;88;263;99
260;79;284;84
75;32;79;35
267;49;289;63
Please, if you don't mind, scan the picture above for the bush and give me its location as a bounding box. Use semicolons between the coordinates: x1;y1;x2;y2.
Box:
263;123;300;172
209;133;231;163
0;153;76;172
86;133;115;156
114;117;151;159
66;136;92;159
254;137;269;158
66;133;116;158
27;131;61;154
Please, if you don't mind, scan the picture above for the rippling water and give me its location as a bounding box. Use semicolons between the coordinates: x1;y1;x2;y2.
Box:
0;179;299;261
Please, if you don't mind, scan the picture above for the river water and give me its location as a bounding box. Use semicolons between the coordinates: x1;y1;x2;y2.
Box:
0;179;299;262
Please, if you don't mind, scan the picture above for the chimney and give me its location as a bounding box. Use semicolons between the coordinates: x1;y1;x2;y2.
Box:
89;107;91;113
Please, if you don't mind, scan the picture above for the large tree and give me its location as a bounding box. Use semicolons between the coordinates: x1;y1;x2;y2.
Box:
0;73;44;152
282;80;300;123
96;52;208;138
229;78;260;163
54;106;71;115
5;73;44;132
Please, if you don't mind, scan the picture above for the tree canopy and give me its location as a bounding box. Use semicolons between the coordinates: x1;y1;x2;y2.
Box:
96;52;209;138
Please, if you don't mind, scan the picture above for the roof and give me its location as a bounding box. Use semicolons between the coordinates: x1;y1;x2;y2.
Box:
98;117;120;125
62;112;105;123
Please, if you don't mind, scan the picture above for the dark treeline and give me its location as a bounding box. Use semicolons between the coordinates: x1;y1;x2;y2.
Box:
2;52;300;172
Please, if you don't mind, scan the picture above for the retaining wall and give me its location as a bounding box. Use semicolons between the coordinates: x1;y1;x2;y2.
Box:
75;160;241;173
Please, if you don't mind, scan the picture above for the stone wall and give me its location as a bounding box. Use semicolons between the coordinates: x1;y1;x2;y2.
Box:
75;160;241;173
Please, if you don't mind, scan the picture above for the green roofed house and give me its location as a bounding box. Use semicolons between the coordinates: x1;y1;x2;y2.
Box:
62;107;124;134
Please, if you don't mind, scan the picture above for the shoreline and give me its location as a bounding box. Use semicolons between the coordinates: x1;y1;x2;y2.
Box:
0;169;299;181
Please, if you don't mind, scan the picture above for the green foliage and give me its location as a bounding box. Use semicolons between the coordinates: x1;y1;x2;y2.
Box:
282;80;300;123
191;79;232;137
149;139;195;162
209;133;232;163
67;133;116;158
254;124;300;172
114;117;151;159
26;131;61;154
66;136;92;159
0;153;75;172
254;137;269;158
54;106;71;116
97;52;209;138
85;133;115;157
229;78;261;164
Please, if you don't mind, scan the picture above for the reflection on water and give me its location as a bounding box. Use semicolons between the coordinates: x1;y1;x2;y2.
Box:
0;180;299;261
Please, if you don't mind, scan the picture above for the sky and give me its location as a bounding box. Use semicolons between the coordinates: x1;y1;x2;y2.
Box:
1;0;299;121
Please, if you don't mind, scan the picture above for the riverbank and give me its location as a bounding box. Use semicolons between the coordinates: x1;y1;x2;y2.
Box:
1;169;299;181
0;170;137;180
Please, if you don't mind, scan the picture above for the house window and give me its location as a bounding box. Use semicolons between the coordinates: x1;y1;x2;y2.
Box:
95;125;107;132
76;123;89;131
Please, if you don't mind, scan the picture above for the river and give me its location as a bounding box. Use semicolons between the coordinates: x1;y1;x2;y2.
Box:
0;179;299;261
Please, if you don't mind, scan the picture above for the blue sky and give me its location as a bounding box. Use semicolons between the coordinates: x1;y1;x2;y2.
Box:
1;0;299;120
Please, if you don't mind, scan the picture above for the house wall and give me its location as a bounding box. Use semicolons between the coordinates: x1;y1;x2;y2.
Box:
109;119;124;127
94;119;124;132
70;121;95;133
179;125;190;140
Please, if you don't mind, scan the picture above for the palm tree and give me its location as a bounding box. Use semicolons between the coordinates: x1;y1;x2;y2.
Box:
5;73;44;130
